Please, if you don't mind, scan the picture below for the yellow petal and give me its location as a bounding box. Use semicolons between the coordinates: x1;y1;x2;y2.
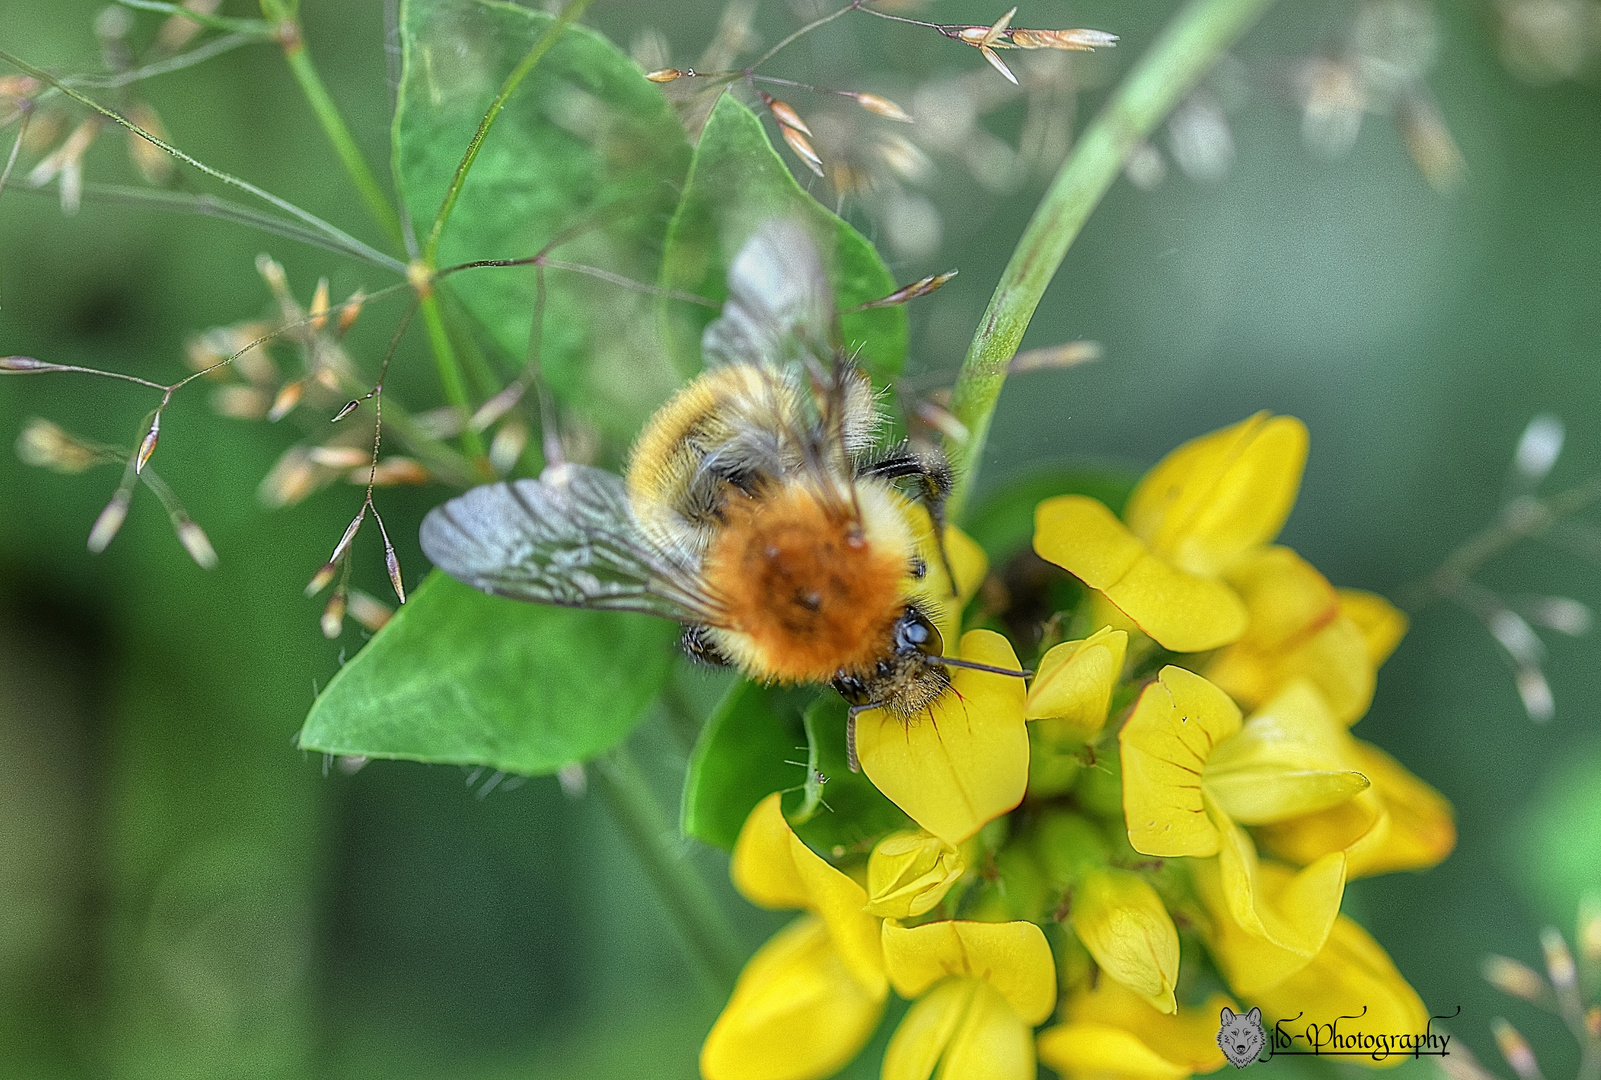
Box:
939;980;1037;1080
1203;682;1370;824
1258;739;1455;877
1338;588;1409;667
1069;868;1180;1013
1343;739;1455;873
857;630;1028;845
731;793;809;909
788;831;886;995
1025;627;1128;741
1212;800;1345;965
1193;857;1319;996
882;978;971;1080
1037;1023;1190;1080
1123;413;1308;576
1035;496;1247;652
1059;980;1232;1074
1119;667;1241;857
1251;915;1431;1069
1257;789;1391;876
701;915;886;1080
866;830;965;919
881;919;1057;1025
1206;548;1376;725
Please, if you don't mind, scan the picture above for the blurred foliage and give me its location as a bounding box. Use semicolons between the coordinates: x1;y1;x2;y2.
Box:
1;0;1600;1078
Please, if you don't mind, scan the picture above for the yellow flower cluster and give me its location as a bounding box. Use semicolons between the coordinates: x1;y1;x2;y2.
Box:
702;414;1455;1080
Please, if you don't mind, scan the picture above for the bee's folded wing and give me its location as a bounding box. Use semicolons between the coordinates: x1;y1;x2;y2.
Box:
702;218;834;369
419;464;720;623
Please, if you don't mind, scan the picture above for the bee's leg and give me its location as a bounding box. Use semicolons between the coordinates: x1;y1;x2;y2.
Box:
846;704;875;774
680;624;731;667
859;445;957;595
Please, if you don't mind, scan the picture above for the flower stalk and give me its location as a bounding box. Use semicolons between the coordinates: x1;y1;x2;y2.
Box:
592;742;744;997
259;0;407;250
945;0;1280;519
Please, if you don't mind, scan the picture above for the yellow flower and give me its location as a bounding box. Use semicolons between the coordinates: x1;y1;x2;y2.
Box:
1068;868;1180;1013
703;794;886;1080
866;830;965;919
1120;668;1354;969
857;629;1029;846
881;919;1057;1080
1119;667;1367;855
1038;979;1232;1080
1204;547;1405;725
1025;626;1128;740
1034;414;1308;653
1250;915;1431;1070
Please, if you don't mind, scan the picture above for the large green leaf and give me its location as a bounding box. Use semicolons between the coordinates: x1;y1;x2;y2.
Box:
660;93;908;382
298;571;679;773
392;0;693;441
680;680;812;850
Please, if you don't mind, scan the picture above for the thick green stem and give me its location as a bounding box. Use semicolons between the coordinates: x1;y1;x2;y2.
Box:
260;1;406;250
946;0;1279;520
592;744;743;998
418;290;488;459
422;0;594;267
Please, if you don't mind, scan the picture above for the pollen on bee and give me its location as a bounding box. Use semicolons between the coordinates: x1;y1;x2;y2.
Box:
702;479;914;683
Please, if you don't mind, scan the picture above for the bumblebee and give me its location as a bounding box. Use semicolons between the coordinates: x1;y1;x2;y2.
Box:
420;220;1019;763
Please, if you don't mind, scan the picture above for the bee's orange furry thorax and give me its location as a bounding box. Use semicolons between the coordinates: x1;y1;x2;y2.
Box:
702;480;910;683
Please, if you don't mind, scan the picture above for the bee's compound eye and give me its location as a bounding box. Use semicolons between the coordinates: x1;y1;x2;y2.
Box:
895;608;944;657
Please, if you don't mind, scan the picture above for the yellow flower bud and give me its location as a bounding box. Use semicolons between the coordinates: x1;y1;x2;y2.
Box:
866;830;964;918
1025;626;1128;740
1070;868;1180;1014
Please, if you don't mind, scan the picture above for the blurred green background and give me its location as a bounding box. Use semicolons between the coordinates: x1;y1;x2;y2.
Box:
2;0;1599;1077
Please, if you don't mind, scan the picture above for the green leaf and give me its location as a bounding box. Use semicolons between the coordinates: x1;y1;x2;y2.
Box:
680;679;811;850
298;570;679;774
660;93;908;382
393;0;693;441
786;697;911;857
963;465;1140;561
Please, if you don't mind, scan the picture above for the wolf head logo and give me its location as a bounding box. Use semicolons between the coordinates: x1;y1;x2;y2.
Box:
1218;1006;1265;1068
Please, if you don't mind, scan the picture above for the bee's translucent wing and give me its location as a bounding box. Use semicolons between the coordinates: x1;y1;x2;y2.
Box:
702;218;834;369
420;463;721;622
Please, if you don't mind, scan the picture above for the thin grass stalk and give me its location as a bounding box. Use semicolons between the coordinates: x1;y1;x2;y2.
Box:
945;0;1280;519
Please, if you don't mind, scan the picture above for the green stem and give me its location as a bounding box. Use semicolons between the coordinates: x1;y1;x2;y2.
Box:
117;0;270;35
418;290;488;459
260;1;406;250
592;744;743;997
422;0;594;267
945;0;1279;520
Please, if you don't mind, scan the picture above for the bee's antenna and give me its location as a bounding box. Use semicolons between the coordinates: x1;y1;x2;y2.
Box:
936;656;1033;679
